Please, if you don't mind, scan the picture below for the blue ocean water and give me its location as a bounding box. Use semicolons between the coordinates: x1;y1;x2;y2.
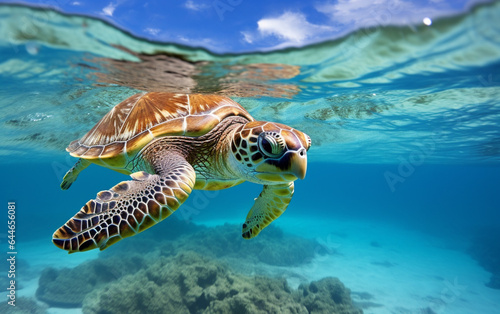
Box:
1;2;500;313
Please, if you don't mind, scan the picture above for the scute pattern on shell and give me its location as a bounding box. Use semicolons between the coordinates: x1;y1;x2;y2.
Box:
67;92;253;161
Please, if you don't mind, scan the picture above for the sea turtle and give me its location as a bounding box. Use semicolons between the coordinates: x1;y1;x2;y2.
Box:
53;92;311;253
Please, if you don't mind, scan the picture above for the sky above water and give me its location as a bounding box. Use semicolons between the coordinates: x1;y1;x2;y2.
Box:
0;0;491;52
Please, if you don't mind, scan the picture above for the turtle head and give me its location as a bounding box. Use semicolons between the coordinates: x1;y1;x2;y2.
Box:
230;121;311;184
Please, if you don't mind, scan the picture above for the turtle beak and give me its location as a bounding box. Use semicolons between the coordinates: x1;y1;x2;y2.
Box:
290;149;307;180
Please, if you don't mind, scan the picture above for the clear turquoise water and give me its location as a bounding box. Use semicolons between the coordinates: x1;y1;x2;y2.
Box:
1;2;500;313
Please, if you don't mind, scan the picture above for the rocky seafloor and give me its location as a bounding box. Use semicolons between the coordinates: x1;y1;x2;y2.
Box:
82;251;359;314
30;218;362;313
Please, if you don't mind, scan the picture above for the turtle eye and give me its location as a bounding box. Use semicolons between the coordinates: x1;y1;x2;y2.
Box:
258;133;285;158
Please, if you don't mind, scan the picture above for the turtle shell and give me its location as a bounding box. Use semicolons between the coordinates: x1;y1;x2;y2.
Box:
67;92;254;167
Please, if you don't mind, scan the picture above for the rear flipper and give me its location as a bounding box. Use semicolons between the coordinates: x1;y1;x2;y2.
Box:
242;182;294;239
53;159;195;253
60;158;91;190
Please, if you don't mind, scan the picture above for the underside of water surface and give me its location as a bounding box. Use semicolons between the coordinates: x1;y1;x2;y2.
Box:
0;2;499;164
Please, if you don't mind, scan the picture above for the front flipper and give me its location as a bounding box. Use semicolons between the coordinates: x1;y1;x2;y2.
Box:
242;182;294;239
53;156;195;253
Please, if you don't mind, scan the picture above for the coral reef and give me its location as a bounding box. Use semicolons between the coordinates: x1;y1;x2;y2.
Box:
0;297;48;314
297;278;362;314
36;254;146;307
37;220;349;312
82;251;361;314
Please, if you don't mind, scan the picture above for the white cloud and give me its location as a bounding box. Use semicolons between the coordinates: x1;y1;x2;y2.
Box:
184;0;209;11
256;11;333;44
178;35;190;42
176;35;222;51
102;2;117;17
144;28;161;36
241;31;254;44
241;0;475;50
316;0;455;28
